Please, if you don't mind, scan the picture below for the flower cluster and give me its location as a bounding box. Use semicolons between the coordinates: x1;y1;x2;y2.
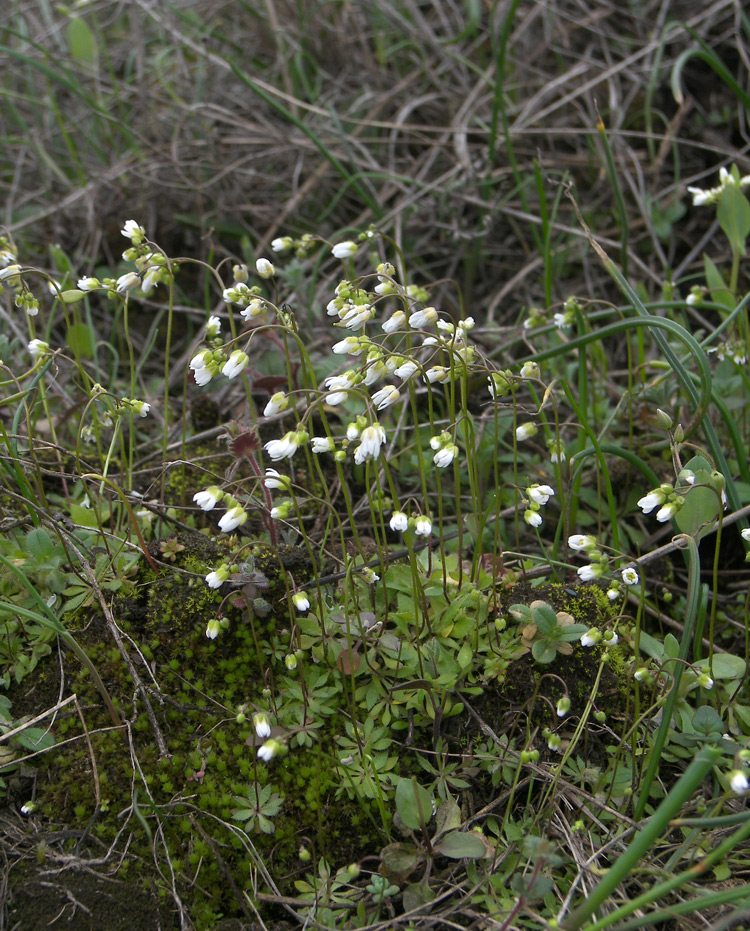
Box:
523;483;555;528
430;431;459;469
688;165;750;207
193;486;248;534
568;534;606;582
389;511;432;538
708;339;747;366
637;484;683;523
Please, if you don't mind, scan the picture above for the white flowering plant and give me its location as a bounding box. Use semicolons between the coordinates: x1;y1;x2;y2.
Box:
3;14;750;923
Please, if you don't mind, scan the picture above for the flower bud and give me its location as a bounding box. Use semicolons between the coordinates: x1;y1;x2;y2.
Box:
656;409;673;430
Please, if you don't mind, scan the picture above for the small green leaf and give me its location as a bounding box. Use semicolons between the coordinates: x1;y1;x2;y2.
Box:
457;642;473;670
675;456;722;539
25;528;55;561
66;17;97;66
691;706;723;738
395;777;433;831
69;503;99;528
402;880;436;911
638;630;665;662
509;604;532;622
67;323;96;358
694;654;746;680
531;640;557;664
717;183;750;256
664;633;680;659
703;255;735;310
532;602;558;631
379;841;421;875
60;289;87;305
434;797;461;836
559;624;589;641
434;830;486;859
15;727;55;752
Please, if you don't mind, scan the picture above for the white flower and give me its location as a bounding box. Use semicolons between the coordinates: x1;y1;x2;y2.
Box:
488;372;513;399
332;336;363;355
264;469;290;490
206;566;229;588
265;431;300;460
637;491;665;514
742;529;750;542
219;506;248;533
607;588;620;601
258;738;283;762
206;619;221;639
425;366;450;384
656;502;678;523
190;350;211;371
256;257;275;278
223;282;252;305
394;359;419;380
414;516;432;537
263;392;289;417
548;439;566;463
730;770;750;796
77;277;99;291
580;628;601;647
346;423;360;441
193;486;223;510
556;698;570;718
634;667;650;681
254;713;271;739
206;315;221;337
28;339;50;359
222;350;249;379
382;310;406;334
603;631;619;646
520;361;540;379
568;534;597;551
390;511;408;532
363;357;387;386
271;236;293;253
621;567;639;586
515;422;537;441
193;364;215;386
116;272;141;294
524;509;542;528
697;673;714;690
0;264;21;281
433;445;457;468
354;424;386;464
577;564;601;582
528;484;555;506
359;566;380;584
332;240;358;259
240;299;267;321
408;307;438;329
339;303;373;330
292;592;310;612
371;385;400;410
131;399;150;417
121;219;146;243
311;436;333;453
